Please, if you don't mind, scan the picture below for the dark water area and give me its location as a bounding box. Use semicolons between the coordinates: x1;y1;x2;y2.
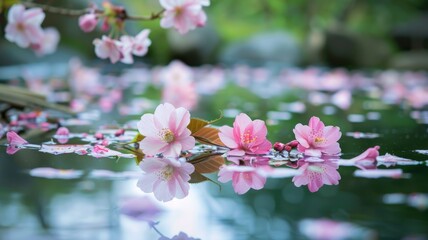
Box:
0;63;427;240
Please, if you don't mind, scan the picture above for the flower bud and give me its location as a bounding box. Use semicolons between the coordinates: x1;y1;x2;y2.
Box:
273;142;285;152
56;127;70;136
284;145;292;152
94;132;104;140
79;13;98;32
287;140;299;148
114;129;125;137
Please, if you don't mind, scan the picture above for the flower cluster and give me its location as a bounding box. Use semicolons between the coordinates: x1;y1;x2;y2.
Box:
5;4;59;56
133;102;344;199
4;1;209;63
93;30;151;64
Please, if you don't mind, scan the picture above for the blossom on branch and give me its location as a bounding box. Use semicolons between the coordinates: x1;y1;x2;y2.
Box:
31;28;60;56
159;0;209;34
79;13;98;32
5;4;45;48
93;36;122;63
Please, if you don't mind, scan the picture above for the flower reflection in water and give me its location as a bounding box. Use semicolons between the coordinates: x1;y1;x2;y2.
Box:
292;157;341;192
137;157;195;202
120;196;163;221
299;218;373;240
218;155;269;194
6;131;29;154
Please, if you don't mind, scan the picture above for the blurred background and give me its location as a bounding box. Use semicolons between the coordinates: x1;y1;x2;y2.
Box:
1;0;428;70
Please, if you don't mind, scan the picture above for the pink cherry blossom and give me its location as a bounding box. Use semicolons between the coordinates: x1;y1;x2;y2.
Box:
159;0;209;34
132;29;151;56
137;157;195;202
79;13;98;32
160;61;198;110
349;146;379;164
5;4;45;48
118;35;135;64
292;159;341;192
137;103;195;157
219;113;272;156
293;116;342;157
6;131;28;155
31;28;60;56
55;127;70;144
218;164;266;195
93;36;122;63
162;80;198;110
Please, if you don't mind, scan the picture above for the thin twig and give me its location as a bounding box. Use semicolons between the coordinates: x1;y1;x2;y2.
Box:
21;1;164;21
22;1;90;17
126;10;165;21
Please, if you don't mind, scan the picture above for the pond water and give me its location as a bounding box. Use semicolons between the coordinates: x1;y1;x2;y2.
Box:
0;62;428;240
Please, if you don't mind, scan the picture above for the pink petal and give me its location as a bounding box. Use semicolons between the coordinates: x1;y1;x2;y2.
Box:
23;8;45;25
309;116;325;132
8;4;25;23
234;113;252;135
218;166;233;183
218;126;238;148
323;126;342;143
24;25;44;44
162;142;182;157
250;140;272;155
137;173;158;193
137;114;158;137
139;158;166;172
293;124;311;148
305;149;322;157
154;103;175;128
228;149;245;156
249;173;266;190
176;134;195;151
140;137;168;156
171;107;190;134
153;180;173;202
172;173;190;199
159;0;175;9
320;142;341;155
233;173;251;194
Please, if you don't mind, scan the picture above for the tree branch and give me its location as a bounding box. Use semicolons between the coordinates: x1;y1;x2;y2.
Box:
21;1;164;21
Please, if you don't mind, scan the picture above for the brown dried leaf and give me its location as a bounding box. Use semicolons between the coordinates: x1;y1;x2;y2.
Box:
193;127;226;147
187;118;209;135
189;153;225;174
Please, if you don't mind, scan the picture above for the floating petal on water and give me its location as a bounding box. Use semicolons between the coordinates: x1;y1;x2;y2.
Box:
29;167;83;179
354;169;404;179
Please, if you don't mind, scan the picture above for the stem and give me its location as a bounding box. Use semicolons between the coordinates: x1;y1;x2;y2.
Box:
21;1;164;21
22;2;91;17
126;10;165;21
148;221;167;238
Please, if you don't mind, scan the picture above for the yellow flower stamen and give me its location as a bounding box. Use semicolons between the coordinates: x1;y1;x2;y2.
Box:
159;128;175;143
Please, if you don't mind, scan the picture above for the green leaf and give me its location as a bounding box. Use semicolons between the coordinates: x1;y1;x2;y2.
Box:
0;85;75;115
132;133;145;143
111;144;145;165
